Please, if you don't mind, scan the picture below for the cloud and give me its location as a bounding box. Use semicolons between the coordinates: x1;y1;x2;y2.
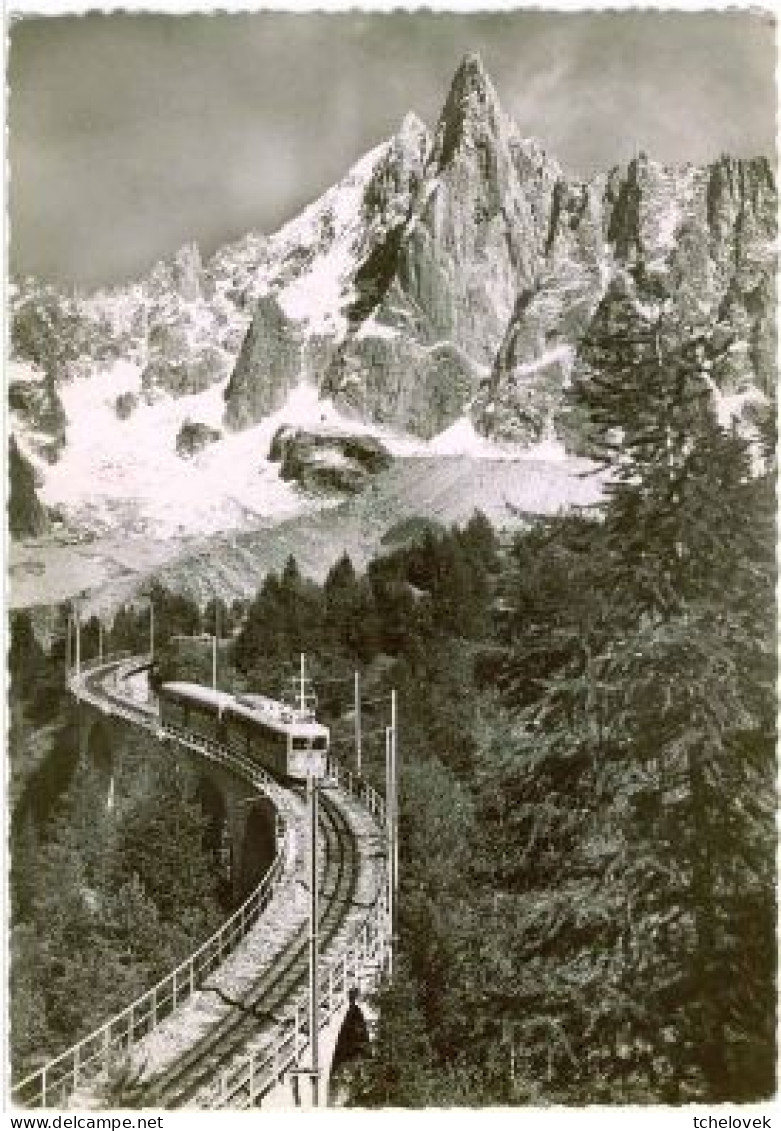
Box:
8;10;775;287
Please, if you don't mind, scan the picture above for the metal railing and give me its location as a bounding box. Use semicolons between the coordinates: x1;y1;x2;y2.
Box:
13;655;391;1110
217;885;389;1108
326;753;386;827
69;655;156;728
12;845;287;1108
71;651;136;672
12;657;290;1109
161;723;288;800
217;751;391;1109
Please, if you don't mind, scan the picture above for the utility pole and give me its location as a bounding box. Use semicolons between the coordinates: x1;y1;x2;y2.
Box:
354;670;362;776
290;653;315;720
74;602;81;679
386;724;394;979
308;773;320;1107
66;613;72;679
98;619;104;665
149;599;155;661
212;598;219;696
385;689;399;977
391;688;399;914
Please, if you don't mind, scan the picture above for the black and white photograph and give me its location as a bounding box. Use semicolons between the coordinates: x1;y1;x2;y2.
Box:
5;5;777;1115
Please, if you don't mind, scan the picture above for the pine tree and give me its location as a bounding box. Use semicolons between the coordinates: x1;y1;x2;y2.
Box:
202;595;230;638
561;282;777;1099
571;279;753;618
115;755;221;934
323;553;378;660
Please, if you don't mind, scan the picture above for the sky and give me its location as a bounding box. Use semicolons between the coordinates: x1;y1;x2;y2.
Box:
8;9;777;289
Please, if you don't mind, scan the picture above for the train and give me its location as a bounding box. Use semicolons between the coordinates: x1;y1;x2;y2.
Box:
158;680;330;781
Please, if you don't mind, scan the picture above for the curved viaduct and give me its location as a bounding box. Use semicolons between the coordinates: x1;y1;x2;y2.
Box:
12;654;391;1110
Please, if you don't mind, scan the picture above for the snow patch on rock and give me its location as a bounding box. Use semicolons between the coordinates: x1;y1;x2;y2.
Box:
271;143;390;337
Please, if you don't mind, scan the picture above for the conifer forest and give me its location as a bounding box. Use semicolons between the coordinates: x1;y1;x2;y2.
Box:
10;297;776;1105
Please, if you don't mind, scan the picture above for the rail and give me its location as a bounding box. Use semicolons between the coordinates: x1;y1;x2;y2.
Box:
326;753;386;828
11;657;289;1109
218;759;389;1108
13;654;391;1110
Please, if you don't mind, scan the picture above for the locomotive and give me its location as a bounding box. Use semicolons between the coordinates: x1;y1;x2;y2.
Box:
158;680;329;781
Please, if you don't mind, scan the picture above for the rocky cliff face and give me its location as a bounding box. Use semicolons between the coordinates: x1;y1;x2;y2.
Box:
8;52;776;529
474;152;776;442
8;363;68;464
224;52;775;444
213;56;572;438
224;295;333;426
321;55;567;436
9;436;49;538
8;234;270;456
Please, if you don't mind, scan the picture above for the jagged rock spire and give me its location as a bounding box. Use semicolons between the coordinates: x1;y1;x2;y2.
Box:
446;51;498;108
397;110;430;149
429;51;507;171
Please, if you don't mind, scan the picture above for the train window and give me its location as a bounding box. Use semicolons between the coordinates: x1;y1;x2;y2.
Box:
291;736;328;753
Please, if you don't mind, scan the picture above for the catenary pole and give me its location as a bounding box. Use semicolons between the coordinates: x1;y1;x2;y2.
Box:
354;670;362;776
386;723;394;978
391;688;399;911
212;611;218;696
308;774;320;1106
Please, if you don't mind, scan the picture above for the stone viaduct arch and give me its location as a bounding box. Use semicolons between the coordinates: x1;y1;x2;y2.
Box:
76;700;278;902
326;989;373;1104
26;654;393;1113
260;983;378;1109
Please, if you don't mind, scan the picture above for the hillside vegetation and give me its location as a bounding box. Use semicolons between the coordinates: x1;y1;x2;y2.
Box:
11;299;775;1104
221;301;775;1103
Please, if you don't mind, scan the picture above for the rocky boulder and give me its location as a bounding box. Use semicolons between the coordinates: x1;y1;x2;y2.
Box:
142;343;226;400
115;391;138;420
269;425;392;493
176;420;221;458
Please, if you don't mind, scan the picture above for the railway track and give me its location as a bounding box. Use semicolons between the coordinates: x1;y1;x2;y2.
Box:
30;657;388;1111
79;658;157;727
137;788;360;1109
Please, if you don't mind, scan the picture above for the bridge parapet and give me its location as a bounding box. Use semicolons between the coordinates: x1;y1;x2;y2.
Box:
12;655;290;1109
216;760;390;1109
216;885;388;1107
12;845;287;1108
13;654;392;1110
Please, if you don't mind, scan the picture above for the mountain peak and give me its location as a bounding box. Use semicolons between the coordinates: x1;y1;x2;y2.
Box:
452;51;491;89
432;52;506;171
446;51;499;113
398;110;430;147
394;111;431;166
